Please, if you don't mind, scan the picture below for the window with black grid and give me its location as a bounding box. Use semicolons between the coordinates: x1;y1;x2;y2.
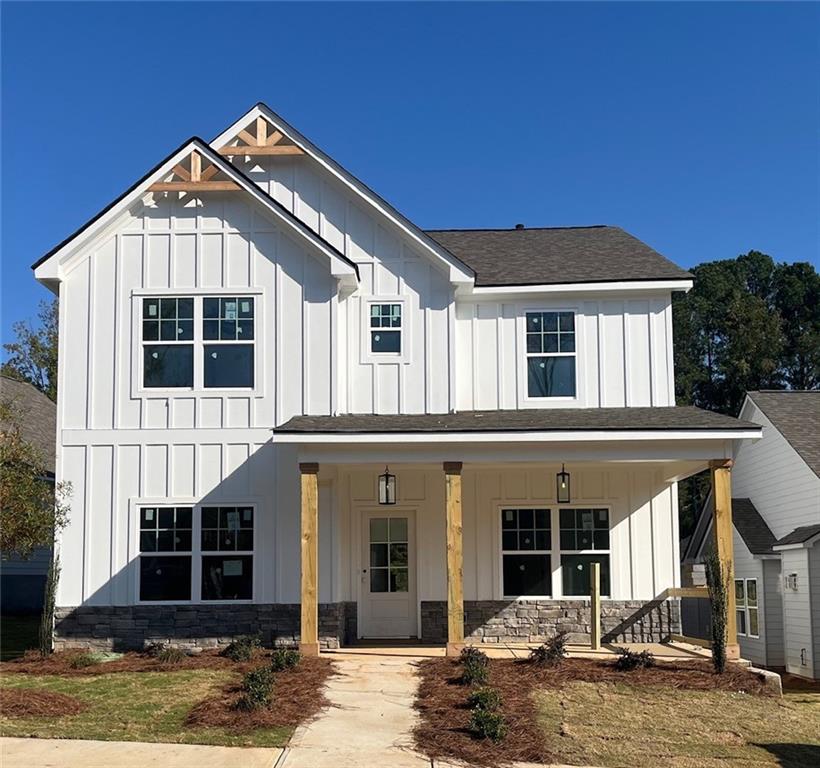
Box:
501;508;551;597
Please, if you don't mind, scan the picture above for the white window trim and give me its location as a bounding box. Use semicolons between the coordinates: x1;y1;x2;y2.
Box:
130;498;259;605
359;295;411;365
735;577;760;639
131;289;263;398
494;503;612;600
516;304;583;408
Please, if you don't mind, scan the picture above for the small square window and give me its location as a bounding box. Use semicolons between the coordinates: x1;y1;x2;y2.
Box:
370;303;402;354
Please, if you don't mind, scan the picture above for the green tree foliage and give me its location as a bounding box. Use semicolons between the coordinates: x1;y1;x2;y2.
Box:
0;399;70;558
2;299;59;402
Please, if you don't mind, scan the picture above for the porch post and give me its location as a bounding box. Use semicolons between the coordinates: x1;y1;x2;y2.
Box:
710;458;739;660
444;461;465;656
299;462;320;657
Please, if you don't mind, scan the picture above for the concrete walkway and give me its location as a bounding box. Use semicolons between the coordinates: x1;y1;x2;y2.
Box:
0;737;281;768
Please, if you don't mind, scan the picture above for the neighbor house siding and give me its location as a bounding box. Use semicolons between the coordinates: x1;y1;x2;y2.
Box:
810;545;820;679
781;548;814;677
763;558;785;668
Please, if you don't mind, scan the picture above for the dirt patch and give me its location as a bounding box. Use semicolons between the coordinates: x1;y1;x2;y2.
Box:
186;657;335;733
1;648;268;676
413;657;772;766
0;688;86;718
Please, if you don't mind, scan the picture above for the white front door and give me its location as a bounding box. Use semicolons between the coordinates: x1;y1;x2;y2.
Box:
359;510;417;639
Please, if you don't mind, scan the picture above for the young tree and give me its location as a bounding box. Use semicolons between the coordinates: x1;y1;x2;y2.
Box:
0;399;70;558
704;548;728;674
2;299;59;402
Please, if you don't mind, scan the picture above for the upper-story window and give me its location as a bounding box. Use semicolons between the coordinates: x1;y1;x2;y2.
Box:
525;311;576;398
370;303;402;354
141;296;255;390
143;298;194;388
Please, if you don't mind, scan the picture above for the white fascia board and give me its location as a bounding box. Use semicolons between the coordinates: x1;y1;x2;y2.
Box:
34;139;357;289
273;428;762;445
211;104;475;287
467;279;694;298
773;533;820;551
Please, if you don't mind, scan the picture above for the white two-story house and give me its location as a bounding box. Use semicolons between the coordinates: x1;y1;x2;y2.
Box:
33;104;762;655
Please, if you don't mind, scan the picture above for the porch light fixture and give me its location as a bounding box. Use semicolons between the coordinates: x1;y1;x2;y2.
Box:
556;464;571;504
378;466;396;505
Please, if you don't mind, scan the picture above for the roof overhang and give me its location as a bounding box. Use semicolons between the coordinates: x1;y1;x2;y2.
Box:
773;533;820;551
33;137;359;293
466;278;694;298
211;103;475;289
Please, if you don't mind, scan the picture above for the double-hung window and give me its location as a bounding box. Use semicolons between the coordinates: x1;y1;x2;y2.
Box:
370;303;402;354
501;508;551;597
203;297;255;388
735;578;759;637
142;298;194;388
525;311;576;398
559;508;610;596
139;506;193;601
201;506;254;600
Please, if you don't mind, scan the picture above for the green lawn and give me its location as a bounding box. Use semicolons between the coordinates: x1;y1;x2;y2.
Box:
537;680;820;768
0;615;40;661
0;670;292;748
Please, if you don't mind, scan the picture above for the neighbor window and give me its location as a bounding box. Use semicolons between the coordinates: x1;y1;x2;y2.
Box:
525;311;576;398
370;303;402;354
501;508;551;597
142;298;194;388
203;297;255;388
139;506;193;601
559;508;610;596
200;506;254;600
735;578;759;637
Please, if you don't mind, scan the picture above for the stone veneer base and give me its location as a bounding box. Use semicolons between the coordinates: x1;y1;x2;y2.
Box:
421;599;681;644
53;602;357;652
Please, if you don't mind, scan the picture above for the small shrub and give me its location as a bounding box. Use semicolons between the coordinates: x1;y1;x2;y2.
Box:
461;655;489;686
459;647;489;667
467;686;501;712
529;631;568;666
157;646;187;665
613;647;656;671
235;666;274;710
271;648;301;671
221;634;261;662
469;707;507;742
69;652;98;669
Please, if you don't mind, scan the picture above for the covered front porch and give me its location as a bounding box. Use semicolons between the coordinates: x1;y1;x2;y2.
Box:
272;407;762;658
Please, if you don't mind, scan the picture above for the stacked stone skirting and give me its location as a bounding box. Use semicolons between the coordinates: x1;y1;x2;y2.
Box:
421;599;681;644
53;602;357;652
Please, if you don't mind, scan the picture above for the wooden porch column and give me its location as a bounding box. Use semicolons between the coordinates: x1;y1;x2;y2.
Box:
299;462;320;657
444;461;465;656
710;459;739;660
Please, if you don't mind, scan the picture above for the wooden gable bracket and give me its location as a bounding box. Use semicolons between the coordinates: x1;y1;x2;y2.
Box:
218;116;305;156
148;150;240;192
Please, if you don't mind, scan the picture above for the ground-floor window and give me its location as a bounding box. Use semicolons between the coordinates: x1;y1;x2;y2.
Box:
501;508;552;597
559;508;610;597
735;578;759;637
138;504;254;602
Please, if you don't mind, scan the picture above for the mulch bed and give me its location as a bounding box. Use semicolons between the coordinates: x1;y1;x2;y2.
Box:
1;648;268;676
185;657;335;732
0;688;87;718
413;656;772;767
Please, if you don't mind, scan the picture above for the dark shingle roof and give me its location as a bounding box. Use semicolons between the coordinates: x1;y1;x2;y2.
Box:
275;407;759;434
0;376;56;473
775;524;820;547
747;391;820;478
733;498;777;555
424;226;692;287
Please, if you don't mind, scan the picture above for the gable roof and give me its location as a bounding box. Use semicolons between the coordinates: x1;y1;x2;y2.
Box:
0;376;56;474
32;138;359;289
683;495;777;560
424;226;693;287
211;103;475;286
774;524;820;548
746;390;820;478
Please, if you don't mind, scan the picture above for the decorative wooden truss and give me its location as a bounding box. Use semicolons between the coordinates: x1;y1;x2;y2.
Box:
218;117;305;156
148;150;240;193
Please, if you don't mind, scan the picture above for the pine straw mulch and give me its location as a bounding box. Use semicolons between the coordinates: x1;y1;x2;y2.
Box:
413;656;772;767
0;688;87;718
185;656;335;732
1;648;269;676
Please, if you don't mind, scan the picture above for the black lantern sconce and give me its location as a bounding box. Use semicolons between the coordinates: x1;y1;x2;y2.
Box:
378;465;396;505
556;464;571;503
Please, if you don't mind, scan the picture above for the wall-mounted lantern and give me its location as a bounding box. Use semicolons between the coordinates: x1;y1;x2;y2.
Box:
378;466;396;505
556;464;571;504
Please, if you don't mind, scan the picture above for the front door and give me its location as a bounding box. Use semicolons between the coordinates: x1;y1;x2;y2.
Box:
359;510;417;638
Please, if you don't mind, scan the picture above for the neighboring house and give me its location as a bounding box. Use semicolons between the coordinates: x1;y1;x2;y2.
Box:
32;103;762;655
0;375;57;614
684;390;820;679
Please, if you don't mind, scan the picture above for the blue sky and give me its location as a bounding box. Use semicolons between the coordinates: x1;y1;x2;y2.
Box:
2;1;818;346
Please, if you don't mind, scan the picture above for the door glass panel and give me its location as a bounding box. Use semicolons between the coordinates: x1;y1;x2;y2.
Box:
370;518;388;542
370;568;388;592
390;568;409;592
390;543;408;566
390;517;408;541
370;543;388;568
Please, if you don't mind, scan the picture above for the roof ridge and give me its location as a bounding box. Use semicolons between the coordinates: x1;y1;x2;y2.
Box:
424;225;611;233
